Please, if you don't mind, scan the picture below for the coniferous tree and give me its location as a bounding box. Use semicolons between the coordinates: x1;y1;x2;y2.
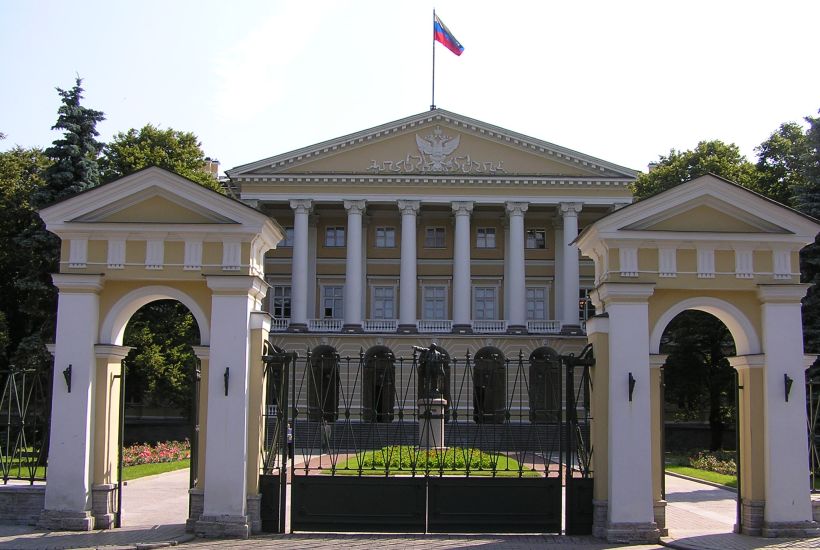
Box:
798;113;820;354
36;77;105;207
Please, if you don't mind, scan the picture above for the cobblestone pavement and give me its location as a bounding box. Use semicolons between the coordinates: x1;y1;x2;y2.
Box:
0;471;818;550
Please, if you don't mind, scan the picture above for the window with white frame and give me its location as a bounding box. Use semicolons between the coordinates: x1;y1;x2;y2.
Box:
473;287;497;320
526;287;547;320
269;285;291;318
375;227;396;248
372;286;395;319
281;227;294;247
424;227;446;248
324;227;345;247
526;229;546;249
476;227;496;248
422;286;447;319
322;286;343;318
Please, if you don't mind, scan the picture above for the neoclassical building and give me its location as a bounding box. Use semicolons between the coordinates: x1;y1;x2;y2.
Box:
227;109;637;355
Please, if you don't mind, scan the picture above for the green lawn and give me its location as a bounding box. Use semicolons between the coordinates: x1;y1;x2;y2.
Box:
666;465;737;489
122;459;190;481
325;446;541;477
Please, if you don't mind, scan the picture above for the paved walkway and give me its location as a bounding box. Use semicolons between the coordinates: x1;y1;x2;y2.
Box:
0;470;817;549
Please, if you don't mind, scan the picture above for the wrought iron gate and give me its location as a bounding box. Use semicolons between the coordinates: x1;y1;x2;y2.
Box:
260;343;594;534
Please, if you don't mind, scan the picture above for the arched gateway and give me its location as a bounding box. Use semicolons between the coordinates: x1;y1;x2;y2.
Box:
576;174;820;541
36;168;819;542
37;167;283;537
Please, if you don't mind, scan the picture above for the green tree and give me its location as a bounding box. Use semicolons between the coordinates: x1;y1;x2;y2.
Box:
36;77;105;207
797;113;820;353
631;140;760;201
755;122;809;208
0;146;52;370
122;301;200;415
101;124;222;192
661;311;736;451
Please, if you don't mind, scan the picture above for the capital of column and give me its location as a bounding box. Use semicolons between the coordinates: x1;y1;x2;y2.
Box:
192;345;210;360
397;200;420;215
560;202;583;217
756;283;811;304
205;274;268;301
51;273;104;293
289;199;313;214
505;201;529;216
94;344;133;361
452;201;474;216
343;199;367;215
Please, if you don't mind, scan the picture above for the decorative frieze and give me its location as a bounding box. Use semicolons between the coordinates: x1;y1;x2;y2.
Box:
696;247;715;278
184;240;203;271
68;237;88;268
619;247;638;277
107;238;125;269
658;248;676;278
773;249;792;279
145;239;164;270
734;248;754;279
222;240;242;271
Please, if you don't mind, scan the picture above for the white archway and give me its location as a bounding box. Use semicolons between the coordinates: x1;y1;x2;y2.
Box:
99;285;210;346
649;296;760;356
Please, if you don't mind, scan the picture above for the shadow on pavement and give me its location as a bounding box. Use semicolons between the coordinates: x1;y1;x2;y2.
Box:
0;523;190;550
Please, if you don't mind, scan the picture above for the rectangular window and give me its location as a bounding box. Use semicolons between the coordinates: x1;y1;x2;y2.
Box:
579;288;596;323
324;227;345;247
322;286;343;318
423;286;447;320
526;229;546;249
526;287;546;320
372;286;395;319
473;287;497;320
476;227;496;248
424;227;446;248
269;285;291;319
281;227;294;248
375;227;396;248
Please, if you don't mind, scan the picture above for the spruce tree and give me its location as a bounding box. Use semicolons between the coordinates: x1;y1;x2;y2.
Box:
36;77;105;207
798;113;820;354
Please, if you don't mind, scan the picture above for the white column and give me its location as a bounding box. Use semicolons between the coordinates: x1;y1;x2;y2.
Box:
560;202;583;327
452;201;474;332
42;274;103;530
398;200;420;332
307;216;318;320
598;283;658;541
503;220;511;321
289;199;311;330
199;275;267;537
552;217;564;321
757;284;815;529
343;199;366;331
506;202;528;332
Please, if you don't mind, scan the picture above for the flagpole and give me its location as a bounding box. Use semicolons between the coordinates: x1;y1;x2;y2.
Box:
431;8;436;110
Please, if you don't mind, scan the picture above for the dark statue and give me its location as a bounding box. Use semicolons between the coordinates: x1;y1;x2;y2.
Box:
414;343;447;399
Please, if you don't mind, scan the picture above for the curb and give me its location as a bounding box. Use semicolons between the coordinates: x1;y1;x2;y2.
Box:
666;471;737;493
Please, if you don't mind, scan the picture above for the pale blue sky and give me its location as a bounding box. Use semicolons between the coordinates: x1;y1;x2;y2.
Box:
1;0;818;174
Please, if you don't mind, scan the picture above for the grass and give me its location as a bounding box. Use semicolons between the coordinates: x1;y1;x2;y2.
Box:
122;458;190;481
666;465;737;489
325;446;541;477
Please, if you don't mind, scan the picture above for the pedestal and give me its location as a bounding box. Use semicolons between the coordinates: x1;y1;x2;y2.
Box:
418;398;447;450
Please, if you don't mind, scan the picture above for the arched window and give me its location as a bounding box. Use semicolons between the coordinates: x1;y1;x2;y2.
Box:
473;347;506;424
307;345;339;422
362;346;396;423
528;347;561;423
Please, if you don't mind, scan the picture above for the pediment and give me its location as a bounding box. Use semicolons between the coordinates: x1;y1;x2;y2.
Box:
228;110;638;180
39;167;282;247
622;198;789;234
72;189;236;224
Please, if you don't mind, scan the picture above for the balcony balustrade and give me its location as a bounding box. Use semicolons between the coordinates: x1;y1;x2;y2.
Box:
363;319;398;333
417;319;453;333
270;317;290;332
308;318;344;332
527;320;562;334
471;320;507;333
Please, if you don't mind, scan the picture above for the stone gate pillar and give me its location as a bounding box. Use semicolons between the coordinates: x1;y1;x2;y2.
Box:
40;274;103;531
195;275;267;539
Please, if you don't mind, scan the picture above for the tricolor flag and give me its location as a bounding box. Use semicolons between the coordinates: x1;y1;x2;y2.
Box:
434;15;464;56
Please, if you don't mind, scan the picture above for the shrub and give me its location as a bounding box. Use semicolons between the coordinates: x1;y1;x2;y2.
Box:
123;439;191;467
688;450;736;476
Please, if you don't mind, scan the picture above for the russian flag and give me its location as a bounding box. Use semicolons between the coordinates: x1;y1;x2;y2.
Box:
434;15;464;56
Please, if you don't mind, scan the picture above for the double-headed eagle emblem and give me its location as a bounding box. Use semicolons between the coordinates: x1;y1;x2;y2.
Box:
416;126;460;171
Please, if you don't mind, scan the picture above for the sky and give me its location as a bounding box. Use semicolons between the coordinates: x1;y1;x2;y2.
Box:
1;0;818;175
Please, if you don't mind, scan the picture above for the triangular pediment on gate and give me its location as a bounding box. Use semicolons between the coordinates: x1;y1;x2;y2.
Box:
227;109;638;180
39;167;279;241
577;174;820;245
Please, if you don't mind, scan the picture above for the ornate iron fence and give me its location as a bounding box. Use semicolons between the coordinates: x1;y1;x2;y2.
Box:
0;365;51;484
808;362;820;493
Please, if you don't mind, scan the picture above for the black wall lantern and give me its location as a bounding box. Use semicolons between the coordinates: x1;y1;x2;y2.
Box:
63;364;72;393
628;372;636;402
224;367;230;396
784;373;793;402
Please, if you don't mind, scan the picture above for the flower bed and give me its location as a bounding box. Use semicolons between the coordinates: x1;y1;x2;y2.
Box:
688;450;737;476
123;439;191;467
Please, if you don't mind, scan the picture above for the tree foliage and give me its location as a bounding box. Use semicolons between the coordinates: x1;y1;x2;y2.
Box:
122;301;200;415
798;113;820;353
102;124;222;192
37;77;105;207
631;140;760;201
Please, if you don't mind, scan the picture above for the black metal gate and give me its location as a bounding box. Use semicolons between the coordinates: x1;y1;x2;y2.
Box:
260;343;594;534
